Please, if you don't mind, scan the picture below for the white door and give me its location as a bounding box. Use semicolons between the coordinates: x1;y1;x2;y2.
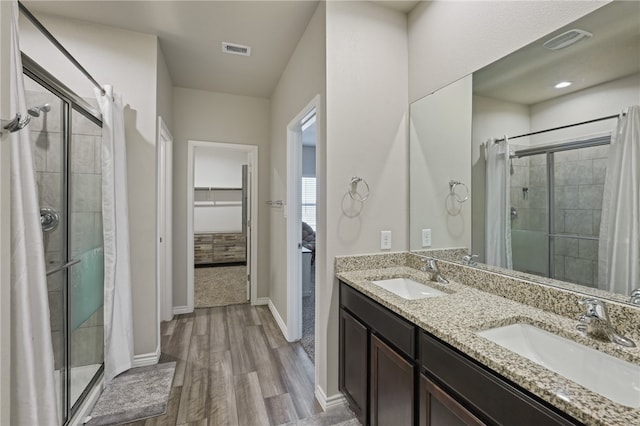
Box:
157;118;173;322
242;164;251;300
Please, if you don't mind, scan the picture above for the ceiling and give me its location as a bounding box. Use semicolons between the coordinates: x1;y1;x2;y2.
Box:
23;0;419;99
473;1;640;106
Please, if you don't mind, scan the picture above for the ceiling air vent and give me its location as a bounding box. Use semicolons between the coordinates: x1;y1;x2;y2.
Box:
543;29;592;50
222;42;251;57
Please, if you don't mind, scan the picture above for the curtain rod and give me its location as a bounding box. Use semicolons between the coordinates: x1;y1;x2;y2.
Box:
18;1;105;96
495;113;624;143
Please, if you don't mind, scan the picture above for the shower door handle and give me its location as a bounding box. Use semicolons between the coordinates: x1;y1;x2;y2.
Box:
46;258;81;276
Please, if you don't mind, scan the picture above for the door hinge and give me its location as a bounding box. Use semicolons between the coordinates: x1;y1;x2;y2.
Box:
160;237;163;243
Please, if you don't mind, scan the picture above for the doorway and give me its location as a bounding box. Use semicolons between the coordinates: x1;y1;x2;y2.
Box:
187;141;258;310
286;96;319;365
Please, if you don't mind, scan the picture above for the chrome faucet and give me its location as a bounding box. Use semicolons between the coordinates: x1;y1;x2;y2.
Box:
461;254;479;267
422;258;449;284
576;298;636;348
630;289;640;306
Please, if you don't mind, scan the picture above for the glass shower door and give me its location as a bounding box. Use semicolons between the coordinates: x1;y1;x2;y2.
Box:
26;75;67;425
68;108;104;411
25;69;104;424
510;153;549;276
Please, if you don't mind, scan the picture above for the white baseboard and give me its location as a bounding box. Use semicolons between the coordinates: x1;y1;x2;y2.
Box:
71;374;104;425
132;345;160;368
253;297;269;306
172;305;191;315
268;299;291;341
315;385;346;410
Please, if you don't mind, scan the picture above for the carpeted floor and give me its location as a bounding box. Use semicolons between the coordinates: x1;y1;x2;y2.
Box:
301;265;315;363
195;265;247;308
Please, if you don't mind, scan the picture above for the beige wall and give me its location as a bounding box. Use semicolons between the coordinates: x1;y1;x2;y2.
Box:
171;87;270;306
409;75;472;251
408;1;608;103
0;2;11;422
325;0;408;397
19;14;161;356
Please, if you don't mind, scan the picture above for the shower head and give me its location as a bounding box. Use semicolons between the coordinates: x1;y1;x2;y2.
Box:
27;103;51;117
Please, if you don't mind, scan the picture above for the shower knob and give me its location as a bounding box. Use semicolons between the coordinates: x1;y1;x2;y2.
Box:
40;207;59;233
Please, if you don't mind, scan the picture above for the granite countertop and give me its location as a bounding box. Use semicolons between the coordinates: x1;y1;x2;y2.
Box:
336;265;640;426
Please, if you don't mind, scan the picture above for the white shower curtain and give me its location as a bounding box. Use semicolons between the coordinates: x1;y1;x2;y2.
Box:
95;86;134;384
485;137;513;269
598;105;640;295
8;0;59;424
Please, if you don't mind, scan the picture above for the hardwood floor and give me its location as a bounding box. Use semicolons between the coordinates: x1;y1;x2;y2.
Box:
124;304;357;426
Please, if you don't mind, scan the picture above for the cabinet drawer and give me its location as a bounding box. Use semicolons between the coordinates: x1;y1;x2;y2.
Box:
340;282;415;359
420;332;578;426
195;234;213;244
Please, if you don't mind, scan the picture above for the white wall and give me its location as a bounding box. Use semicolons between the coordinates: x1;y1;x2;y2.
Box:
325;0;408;398
156;45;173;132
193;147;246;233
408;1;608;103
172;88;270;304
268;0;326;395
530;73;640;144
0;2;11;421
19;14;161;356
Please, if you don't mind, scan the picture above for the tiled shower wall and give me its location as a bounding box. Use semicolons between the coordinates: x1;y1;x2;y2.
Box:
552;144;609;287
27;86;104;370
509;143;609;288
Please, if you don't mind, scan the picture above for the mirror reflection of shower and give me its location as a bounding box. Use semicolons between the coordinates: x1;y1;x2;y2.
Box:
27;103;51;117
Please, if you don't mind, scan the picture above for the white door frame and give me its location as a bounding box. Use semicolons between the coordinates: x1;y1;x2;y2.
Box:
286;95;320;341
186;140;259;311
156;117;173;327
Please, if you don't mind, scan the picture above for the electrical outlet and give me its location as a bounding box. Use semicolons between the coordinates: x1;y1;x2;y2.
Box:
422;229;432;247
380;230;392;250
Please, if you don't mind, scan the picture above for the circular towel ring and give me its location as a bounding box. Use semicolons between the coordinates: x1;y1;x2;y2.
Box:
349;176;370;202
449;180;469;203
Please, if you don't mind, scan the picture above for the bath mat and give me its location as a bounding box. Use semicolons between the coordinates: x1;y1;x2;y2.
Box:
85;362;175;425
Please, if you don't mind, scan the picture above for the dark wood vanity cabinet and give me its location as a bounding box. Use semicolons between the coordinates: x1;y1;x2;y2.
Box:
371;334;415;426
339;281;581;426
339;282;416;426
339;309;368;424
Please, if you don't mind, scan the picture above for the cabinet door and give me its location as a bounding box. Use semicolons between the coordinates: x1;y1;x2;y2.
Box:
340;309;368;425
370;334;414;426
420;375;485;426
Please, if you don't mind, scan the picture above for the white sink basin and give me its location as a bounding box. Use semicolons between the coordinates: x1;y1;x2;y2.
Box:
477;323;640;408
371;278;446;300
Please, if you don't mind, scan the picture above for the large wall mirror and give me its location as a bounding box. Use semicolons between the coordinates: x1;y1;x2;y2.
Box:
410;1;640;305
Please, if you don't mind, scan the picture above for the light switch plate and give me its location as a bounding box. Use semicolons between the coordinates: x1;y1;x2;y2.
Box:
380;230;392;250
422;229;432;247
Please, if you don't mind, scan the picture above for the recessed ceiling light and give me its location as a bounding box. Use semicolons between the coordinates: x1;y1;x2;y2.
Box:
554;81;572;89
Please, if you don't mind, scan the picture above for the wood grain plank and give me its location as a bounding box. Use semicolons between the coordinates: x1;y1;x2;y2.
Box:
166;316;194;387
234;372;270;426
265;393;299;426
226;305;255;374
194;308;209;336
244;325;286;398
274;345;322;419
177;334;209;424
209;307;229;352
256;306;288;349
207;350;238;426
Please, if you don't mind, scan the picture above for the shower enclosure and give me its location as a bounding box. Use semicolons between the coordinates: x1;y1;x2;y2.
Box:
510;136;610;288
24;55;104;424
